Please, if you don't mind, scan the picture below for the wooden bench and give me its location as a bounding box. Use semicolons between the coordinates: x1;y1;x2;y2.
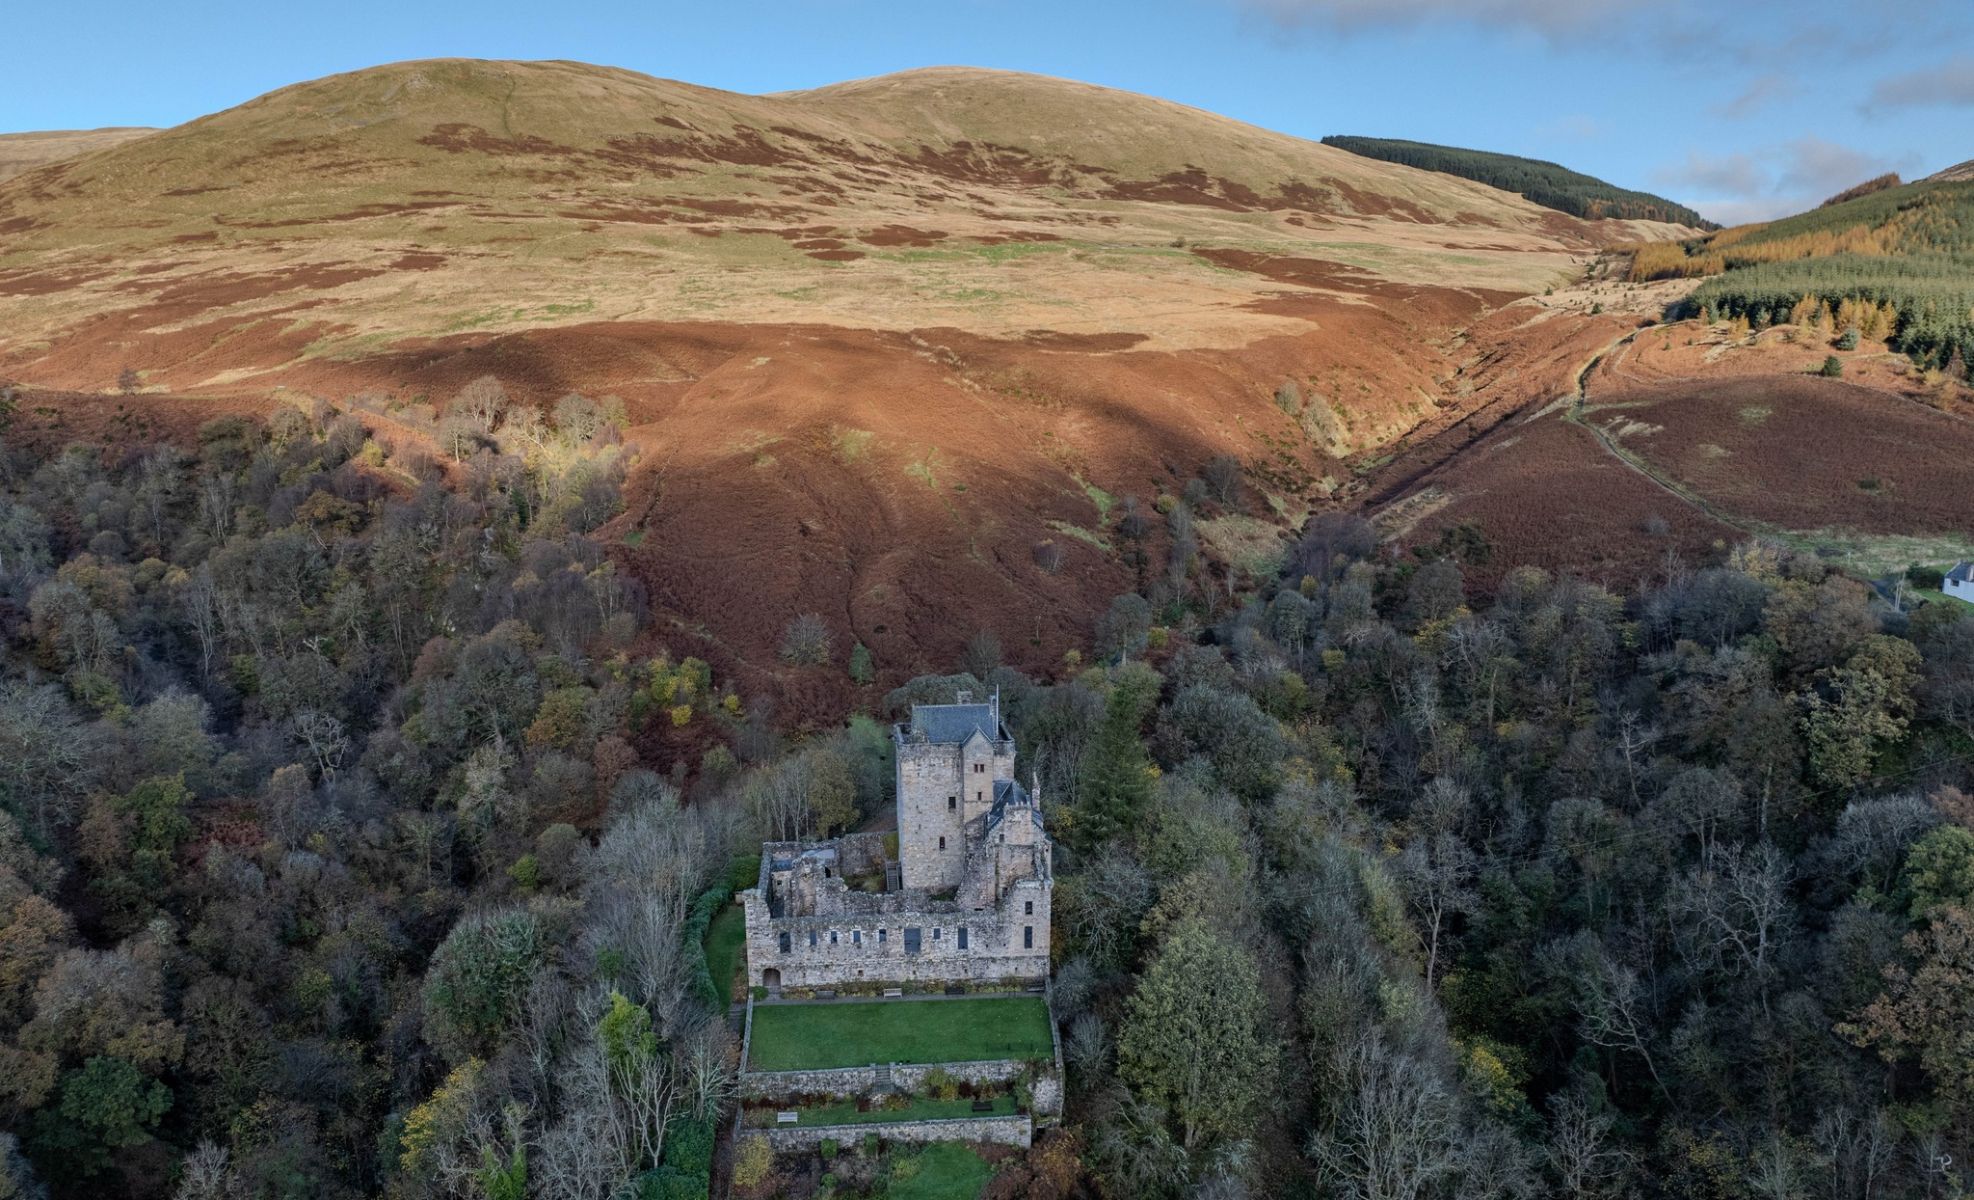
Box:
882;987;904;998
776;1111;798;1125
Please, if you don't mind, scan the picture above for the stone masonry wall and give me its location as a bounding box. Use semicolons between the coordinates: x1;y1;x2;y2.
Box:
739;1058;1057;1102
740;1065;877;1100
759;1114;1032;1150
743;891;1048;989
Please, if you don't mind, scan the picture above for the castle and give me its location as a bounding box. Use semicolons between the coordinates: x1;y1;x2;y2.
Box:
742;693;1053;991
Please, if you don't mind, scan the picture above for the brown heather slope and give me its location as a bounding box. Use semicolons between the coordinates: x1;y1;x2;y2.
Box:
1375;311;1974;592
0;59;1695;690
0;127;156;183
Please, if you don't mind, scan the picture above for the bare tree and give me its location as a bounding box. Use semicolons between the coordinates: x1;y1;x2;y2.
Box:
1308;1033;1464;1200
1569;939;1670;1104
1668;841;1793;1013
1545;1081;1631;1197
779;613;832;666
173;1141;244;1200
1397;828;1476;993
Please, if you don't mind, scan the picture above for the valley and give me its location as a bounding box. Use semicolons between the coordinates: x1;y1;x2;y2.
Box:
0;59;1710;702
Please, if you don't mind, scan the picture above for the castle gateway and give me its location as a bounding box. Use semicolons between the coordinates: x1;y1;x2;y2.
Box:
742;693;1053;991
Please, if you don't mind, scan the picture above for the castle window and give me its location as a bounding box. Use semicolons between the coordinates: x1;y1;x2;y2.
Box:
853;930;861;946
932;927;941;941
778;932;790;954
830;930;838;945
879;928;887;944
938;836;946;851
948;796;957;811
1025;900;1034;916
957;926;968;950
973;762;985;774
1023;925;1034;949
976;790;983;804
808;930;817;948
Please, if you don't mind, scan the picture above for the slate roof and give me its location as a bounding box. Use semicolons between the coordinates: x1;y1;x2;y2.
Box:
908;702;1004;744
1947;562;1974;584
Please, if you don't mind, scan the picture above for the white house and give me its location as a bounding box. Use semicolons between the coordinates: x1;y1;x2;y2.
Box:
1946;562;1974;605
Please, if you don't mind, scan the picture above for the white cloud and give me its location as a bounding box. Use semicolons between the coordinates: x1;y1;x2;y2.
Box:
1651;138;1916;226
1774;137;1905;201
1653;151;1768;199
1712;73;1796;119
1863;55;1974;115
1240;0;1634;37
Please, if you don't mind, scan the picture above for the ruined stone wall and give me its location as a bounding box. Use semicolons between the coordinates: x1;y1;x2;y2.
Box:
739;1058;1053;1101
743;898;1049;989
836;832;891;876
759;1114;1031;1150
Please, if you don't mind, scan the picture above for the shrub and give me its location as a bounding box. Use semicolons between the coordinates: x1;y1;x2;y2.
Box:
732;1135;774;1189
1820;355;1844;377
923;1068;961;1101
819;1137;839;1161
1907;564;1945;589
1837;326;1861;350
506;854;541;893
637;1167;708;1200
663;1117;716;1177
849;641;875;685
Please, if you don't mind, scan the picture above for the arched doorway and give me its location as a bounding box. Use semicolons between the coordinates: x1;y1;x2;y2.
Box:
761;968;782;992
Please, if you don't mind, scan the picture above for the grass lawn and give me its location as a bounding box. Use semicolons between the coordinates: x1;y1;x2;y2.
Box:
885;1143;995;1200
747;997;1053;1070
747;1094;1017;1128
703;903;747;1009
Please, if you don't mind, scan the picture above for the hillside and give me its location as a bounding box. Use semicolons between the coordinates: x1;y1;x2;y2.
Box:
1928;158;1974;182
1322;134;1714;228
1631;176;1974;370
0;127;154;183
0;58;1691;689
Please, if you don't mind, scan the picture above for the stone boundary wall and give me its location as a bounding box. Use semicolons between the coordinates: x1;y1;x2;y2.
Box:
739;1056;1043;1101
759;1114;1032;1150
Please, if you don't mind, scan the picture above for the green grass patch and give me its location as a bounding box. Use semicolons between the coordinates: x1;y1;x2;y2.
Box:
1770;529;1974;581
905;451;946;490
832;426;875;463
1076;477;1114;521
746;997;1053;1070
1200;515;1286;577
703;903;747;1010
886;1143;996;1200
1045;520;1111;551
621;529;645;547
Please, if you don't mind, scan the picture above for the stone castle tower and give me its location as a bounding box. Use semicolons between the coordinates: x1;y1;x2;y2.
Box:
741;690;1051;991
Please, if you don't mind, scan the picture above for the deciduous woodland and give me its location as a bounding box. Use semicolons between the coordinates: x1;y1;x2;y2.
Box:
0;381;1971;1200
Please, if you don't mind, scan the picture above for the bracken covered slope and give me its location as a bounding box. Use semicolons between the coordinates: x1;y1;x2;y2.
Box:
0;59;1689;689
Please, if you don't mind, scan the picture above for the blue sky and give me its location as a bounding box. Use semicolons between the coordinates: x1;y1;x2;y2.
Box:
8;0;1972;224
